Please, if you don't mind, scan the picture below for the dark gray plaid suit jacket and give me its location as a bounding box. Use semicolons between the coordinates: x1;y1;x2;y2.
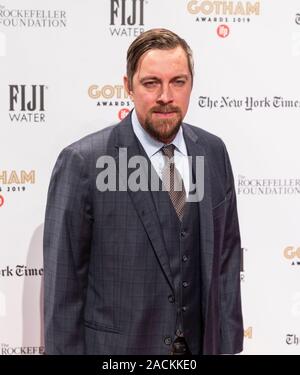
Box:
43;113;243;355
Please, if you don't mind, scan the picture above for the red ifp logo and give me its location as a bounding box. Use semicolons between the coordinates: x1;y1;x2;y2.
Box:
217;24;230;38
118;108;130;120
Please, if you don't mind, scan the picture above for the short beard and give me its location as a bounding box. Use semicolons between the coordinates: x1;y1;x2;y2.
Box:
144;105;183;143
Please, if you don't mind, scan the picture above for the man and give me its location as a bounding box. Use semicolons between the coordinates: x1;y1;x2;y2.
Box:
43;28;243;355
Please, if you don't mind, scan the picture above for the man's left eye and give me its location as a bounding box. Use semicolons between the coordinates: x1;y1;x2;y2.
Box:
174;80;185;86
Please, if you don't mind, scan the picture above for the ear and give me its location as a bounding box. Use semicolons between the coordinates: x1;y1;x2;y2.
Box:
123;76;133;100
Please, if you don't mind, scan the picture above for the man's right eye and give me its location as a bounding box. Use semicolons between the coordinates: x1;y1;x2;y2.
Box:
143;81;158;88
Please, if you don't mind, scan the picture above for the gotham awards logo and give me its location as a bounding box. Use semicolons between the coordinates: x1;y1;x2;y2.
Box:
0;170;36;207
187;0;260;21
244;326;253;339
187;1;261;37
88;83;132;120
283;246;300;267
9;84;47;124
109;0;146;37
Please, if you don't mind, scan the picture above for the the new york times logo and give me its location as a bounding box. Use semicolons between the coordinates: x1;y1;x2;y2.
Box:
1;343;44;355
109;0;146;37
0;265;43;277
9;85;46;124
286;334;299;346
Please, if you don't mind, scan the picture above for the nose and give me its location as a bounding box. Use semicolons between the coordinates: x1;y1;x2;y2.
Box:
157;83;173;104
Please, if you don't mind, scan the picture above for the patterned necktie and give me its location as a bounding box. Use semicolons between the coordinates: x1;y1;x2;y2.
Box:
161;144;186;220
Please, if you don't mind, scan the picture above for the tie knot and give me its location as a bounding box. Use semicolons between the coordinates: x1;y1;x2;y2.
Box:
161;144;175;159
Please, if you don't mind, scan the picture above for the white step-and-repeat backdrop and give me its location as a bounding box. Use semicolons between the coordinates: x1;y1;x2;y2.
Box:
0;0;299;355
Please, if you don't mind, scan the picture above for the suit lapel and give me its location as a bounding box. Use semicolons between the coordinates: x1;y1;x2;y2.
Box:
114;115;174;292
183;124;214;321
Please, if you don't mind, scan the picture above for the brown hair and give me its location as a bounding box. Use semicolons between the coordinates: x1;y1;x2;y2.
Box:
126;28;194;90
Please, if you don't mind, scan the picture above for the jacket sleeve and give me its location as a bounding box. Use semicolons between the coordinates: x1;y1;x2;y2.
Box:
219;142;244;354
43;146;93;354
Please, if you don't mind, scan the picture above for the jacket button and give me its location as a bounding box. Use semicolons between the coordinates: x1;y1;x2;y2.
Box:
176;329;183;337
182;306;187;312
168;295;175;303
182;255;188;262
164;336;172;345
180;230;186;238
183;281;189;288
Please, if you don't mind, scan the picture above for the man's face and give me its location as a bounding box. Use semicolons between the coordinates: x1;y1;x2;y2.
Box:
124;46;192;144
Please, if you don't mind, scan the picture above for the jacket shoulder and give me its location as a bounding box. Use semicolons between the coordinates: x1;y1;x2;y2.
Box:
183;123;223;146
63;123;118;158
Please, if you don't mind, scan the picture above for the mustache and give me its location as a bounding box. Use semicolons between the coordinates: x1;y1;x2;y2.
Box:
150;105;181;114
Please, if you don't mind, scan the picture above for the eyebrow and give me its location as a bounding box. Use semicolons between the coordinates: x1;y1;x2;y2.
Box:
140;74;189;83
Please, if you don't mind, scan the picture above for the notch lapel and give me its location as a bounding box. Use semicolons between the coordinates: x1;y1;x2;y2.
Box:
114;115;174;292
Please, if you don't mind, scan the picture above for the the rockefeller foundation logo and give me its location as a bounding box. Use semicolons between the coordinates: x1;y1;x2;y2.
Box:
0;5;67;28
237;176;300;196
1;343;44;355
